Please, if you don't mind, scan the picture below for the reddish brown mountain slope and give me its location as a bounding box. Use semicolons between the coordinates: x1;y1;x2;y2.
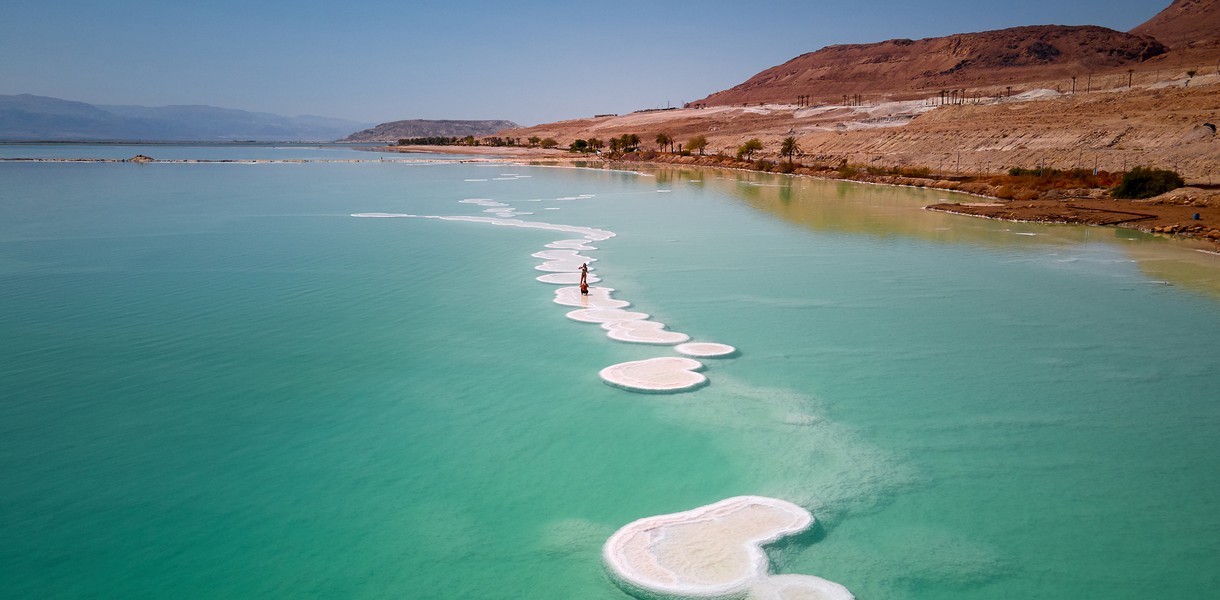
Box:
695;25;1166;106
1131;0;1220;47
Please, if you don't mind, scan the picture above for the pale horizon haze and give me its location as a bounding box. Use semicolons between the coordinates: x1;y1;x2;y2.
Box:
1;0;1168;126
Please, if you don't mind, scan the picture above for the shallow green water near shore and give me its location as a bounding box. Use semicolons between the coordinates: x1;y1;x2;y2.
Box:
1;151;1217;599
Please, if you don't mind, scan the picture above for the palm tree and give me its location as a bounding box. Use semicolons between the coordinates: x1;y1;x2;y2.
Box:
655;132;672;153
780;136;801;165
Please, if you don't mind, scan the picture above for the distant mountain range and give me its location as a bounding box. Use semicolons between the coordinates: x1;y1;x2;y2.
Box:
342;119;519;142
0;94;375;142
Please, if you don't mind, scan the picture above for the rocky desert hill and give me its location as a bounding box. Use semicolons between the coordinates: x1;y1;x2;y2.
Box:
499;1;1218;181
694;25;1166;106
342;119;518;142
1131;0;1220;48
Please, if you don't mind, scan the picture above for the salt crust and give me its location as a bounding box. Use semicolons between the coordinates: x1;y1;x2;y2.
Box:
532;249;595;262
748;574;854;600
565;308;649;323
598;357;706;393
356;213;616;243
536;272;601;285
603;320;690;345
460;198;508;207
546;239;597;251
675;342;738;358
432;216;615;241
603;496;852;600
554;287;630;309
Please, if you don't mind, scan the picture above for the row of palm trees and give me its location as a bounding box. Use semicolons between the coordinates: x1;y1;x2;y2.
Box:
650;132;803;164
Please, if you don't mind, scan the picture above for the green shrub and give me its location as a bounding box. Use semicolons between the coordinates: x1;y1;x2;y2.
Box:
1112;166;1185;199
897;166;932;178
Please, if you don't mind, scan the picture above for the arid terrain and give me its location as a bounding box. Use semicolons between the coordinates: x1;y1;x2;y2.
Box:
498;0;1218;181
381;1;1220;246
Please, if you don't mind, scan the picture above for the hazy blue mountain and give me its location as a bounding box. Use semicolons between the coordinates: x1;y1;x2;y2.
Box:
0;94;374;142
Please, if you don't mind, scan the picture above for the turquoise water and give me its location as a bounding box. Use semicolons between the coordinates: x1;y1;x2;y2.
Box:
0;143;434;161
1;150;1218;599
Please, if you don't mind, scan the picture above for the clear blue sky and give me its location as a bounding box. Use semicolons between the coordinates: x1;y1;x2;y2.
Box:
0;0;1167;126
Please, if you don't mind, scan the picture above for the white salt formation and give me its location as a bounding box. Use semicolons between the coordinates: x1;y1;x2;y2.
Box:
554;287;630;309
602;496;853;600
536;272;601;285
546;239;597;251
598;357;706;393
603;320;690;345
459;198;508;207
352;211;741;392
532;249;596;273
565;308;649;323
430;215;615;241
749;574;855;600
675;342;738;358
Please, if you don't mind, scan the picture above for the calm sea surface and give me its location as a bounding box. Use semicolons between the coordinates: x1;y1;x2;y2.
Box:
1;147;1217;599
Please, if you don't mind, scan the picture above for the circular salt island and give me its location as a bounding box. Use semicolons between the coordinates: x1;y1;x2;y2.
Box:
565;308;649;323
603;320;690;345
536;272;601;285
598;357;706;393
674;342;738;358
603;496;852;599
554;287;630;309
749;574;855;600
533;249;596;273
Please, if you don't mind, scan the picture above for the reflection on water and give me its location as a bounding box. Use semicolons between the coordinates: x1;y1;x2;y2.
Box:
639;165;1220;300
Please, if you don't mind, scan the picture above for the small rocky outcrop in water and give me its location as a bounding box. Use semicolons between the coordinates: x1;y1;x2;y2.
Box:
127;154;154;163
